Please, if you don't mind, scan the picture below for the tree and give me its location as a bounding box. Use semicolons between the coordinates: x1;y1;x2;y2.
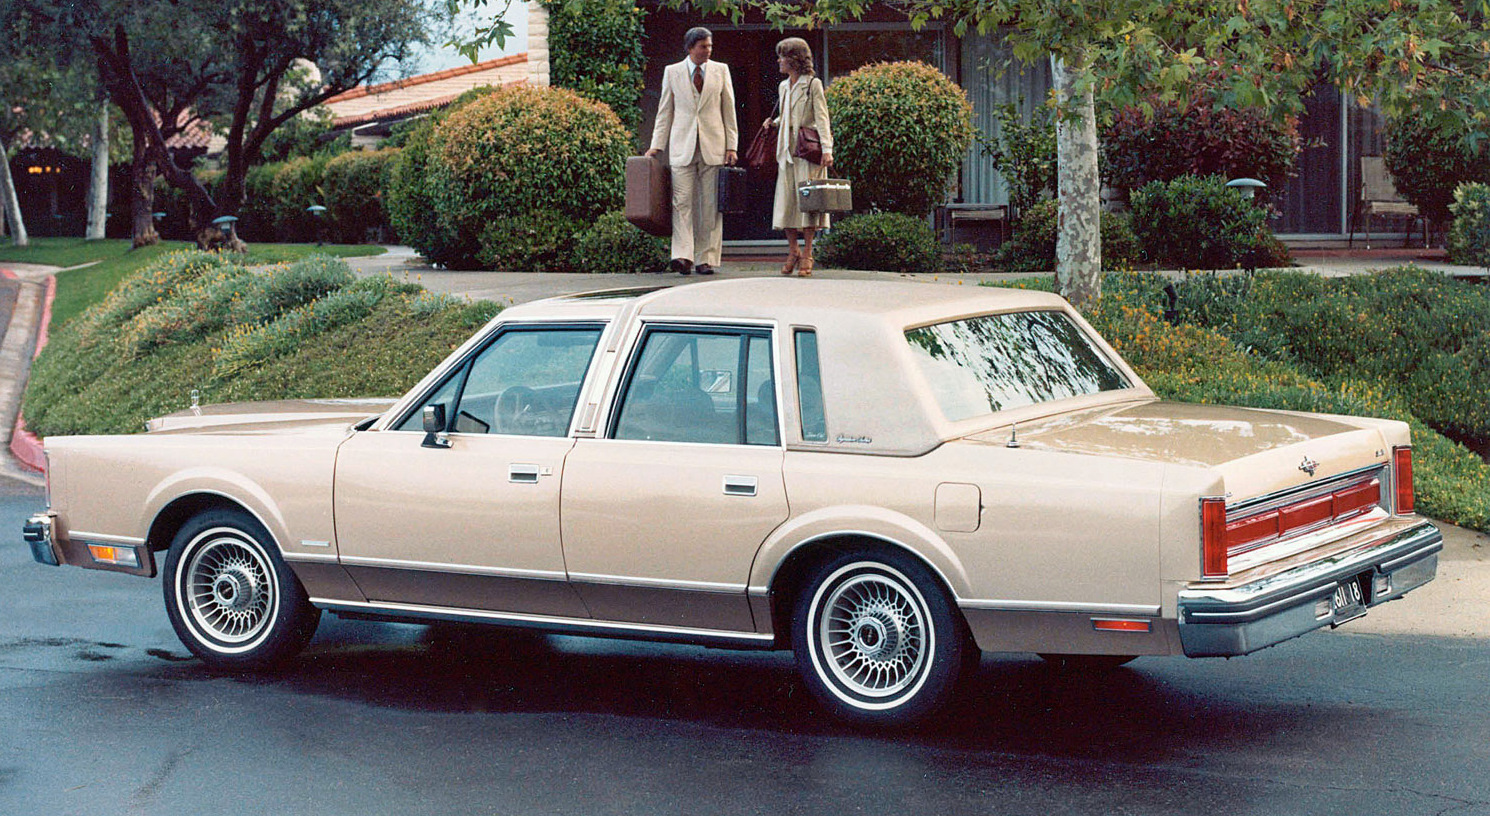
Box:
25;0;434;249
671;0;1490;307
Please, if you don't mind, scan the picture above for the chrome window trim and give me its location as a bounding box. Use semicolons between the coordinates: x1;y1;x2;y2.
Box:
338;555;567;581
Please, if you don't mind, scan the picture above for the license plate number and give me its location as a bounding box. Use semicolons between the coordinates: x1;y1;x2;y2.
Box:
1330;576;1367;625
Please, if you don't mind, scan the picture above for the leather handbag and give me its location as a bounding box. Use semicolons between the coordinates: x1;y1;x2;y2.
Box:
744;99;779;170
793;79;825;165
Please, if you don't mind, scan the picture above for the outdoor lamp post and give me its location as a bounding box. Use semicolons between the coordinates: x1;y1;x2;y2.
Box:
1226;178;1267;200
307;204;327;247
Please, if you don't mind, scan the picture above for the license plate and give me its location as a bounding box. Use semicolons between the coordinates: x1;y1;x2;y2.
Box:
1330;576;1367;626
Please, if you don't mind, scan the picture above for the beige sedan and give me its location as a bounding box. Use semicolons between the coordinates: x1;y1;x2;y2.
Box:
24;280;1441;725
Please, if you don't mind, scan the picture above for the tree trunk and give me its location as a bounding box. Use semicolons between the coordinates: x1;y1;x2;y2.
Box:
129;140;159;248
0;134;28;248
1052;52;1102;309
86;103;110;240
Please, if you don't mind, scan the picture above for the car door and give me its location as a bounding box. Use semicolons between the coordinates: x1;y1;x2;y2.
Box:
333;323;606;617
560;324;787;633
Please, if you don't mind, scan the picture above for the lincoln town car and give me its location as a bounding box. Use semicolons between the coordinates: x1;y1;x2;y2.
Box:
24;279;1441;724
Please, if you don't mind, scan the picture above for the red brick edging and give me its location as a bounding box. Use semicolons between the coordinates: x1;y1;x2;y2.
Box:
4;270;55;473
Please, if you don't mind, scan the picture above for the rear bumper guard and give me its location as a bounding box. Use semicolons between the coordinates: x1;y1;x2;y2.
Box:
1177;520;1441;657
24;512;59;567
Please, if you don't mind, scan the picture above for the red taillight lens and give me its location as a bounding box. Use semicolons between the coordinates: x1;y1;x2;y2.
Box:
1201;497;1228;578
1394;446;1414;515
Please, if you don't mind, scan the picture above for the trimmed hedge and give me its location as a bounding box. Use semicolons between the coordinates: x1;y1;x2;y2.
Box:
543;0;646;130
1129;174;1288;269
992;199;1140;274
1384;111;1490;234
816;212;940;274
825;61;974;217
323;149;400;243
1448;182;1490;266
571;211;667;274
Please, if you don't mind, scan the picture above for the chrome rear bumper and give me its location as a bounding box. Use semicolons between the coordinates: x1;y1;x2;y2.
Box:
1177;520;1441;657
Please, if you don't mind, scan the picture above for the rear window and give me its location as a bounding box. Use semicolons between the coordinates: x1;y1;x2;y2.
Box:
905;310;1130;421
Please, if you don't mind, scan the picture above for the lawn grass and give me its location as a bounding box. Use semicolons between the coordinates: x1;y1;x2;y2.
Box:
0;237;385;328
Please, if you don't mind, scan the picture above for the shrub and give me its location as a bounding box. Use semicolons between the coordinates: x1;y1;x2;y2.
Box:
79;250;238;340
270;156;329;242
430;84;630;264
1383;112;1490;234
119;266;256;358
571;211;667;274
991;199;1141;274
240;163;282;241
214;274;397;377
1129;174;1280;269
323;148;400;243
816;212;940;274
543;0;645;130
476;211;583;273
824;61;974;217
386;116;483;269
982;102;1055;219
1102;99;1300;192
1447;182;1490;266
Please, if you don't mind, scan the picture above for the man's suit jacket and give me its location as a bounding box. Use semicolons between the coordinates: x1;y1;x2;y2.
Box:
649;59;739;167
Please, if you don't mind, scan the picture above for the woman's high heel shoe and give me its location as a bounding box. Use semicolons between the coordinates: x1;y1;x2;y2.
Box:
797;257;814;277
780;250;800;276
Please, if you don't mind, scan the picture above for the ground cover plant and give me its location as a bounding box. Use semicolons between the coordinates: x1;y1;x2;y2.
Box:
0;238;385;328
991;271;1490;532
22;250;496;437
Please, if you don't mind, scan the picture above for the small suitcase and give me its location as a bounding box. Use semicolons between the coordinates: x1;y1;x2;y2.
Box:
717;166;748;214
625;155;671;237
797;178;853;213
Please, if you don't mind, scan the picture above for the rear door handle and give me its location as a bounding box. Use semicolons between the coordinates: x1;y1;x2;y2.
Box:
723;475;757;497
510;464;542;484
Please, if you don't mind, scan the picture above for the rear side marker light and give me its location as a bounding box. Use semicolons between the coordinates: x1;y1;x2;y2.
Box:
87;544;140;568
1201;497;1228;579
1092;618;1151;633
1394;446;1414;515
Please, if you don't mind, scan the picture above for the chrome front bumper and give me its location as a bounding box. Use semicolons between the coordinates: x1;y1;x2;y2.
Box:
24;512;59;566
1177;520;1442;657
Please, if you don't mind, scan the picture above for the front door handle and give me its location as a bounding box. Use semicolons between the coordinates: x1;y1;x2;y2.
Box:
723;475;757;497
510;464;542;484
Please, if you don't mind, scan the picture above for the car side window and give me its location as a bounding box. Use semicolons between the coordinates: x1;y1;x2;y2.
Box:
794;329;828;442
396;326;603;437
613;327;777;446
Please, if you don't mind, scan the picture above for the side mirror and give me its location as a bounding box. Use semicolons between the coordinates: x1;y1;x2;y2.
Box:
421;404;452;449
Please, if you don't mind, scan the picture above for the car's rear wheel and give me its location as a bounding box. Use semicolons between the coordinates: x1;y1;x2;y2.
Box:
792;549;974;726
162;509;320;670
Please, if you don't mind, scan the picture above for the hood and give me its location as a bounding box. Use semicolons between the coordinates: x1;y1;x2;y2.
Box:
145;398;398;434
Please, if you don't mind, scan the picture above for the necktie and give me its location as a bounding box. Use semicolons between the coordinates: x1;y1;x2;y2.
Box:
693;64;704;93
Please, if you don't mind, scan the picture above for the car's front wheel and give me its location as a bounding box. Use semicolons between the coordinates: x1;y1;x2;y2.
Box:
162;509;320;670
792;549;975;726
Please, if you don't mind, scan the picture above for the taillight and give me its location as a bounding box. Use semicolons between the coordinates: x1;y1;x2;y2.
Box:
1393;446;1414;515
1201;497;1228;578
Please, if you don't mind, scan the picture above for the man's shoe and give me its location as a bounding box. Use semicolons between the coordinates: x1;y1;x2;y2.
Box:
670;258;694;275
695;264;716;276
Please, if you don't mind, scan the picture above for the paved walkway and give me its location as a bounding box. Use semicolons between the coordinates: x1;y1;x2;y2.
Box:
345;245;1490;305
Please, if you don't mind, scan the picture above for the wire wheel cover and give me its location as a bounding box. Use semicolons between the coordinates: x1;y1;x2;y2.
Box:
184;535;275;644
819;572;929;698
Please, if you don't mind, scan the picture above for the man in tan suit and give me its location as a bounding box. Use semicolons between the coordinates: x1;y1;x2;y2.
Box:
646;27;738;275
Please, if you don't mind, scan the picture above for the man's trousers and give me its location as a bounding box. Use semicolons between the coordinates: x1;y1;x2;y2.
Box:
669;158;723;267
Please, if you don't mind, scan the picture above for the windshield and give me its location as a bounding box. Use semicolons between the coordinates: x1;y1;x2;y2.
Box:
905;310;1131;421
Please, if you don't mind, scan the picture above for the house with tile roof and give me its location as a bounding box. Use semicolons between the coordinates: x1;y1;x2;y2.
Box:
324;53;529;146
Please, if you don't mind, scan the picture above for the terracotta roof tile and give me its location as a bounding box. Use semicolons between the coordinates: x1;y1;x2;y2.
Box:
325;53;528;104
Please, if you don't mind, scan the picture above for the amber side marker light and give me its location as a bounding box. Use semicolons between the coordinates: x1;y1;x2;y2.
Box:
1092;618;1151;633
87;544;140;568
1201;496;1228;579
1393;446;1414;515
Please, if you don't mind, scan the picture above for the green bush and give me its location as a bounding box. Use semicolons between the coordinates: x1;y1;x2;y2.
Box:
816;212;940;274
991;199;1141;274
544;0;646;130
1102;98;1300;192
1447;182;1490;266
214;274;401;377
430;84;630;259
571;211;667;274
270;156;329;243
476;211;583;273
982;102;1056;219
1129;174;1281;269
79;250;238;340
323;149;400;243
386;116;483;269
1383;111;1490;234
825;62;974;217
240;163;282;242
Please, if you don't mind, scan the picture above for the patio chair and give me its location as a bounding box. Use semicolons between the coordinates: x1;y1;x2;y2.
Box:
1349;156;1426;248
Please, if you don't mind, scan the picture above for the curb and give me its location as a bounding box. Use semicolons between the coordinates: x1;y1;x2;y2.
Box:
3;271;53;474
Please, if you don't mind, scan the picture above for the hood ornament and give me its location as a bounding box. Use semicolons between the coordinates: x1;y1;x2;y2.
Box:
1298;455;1319;477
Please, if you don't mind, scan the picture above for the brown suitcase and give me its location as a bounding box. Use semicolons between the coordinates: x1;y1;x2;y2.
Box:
797;178;854;213
625;155;671;237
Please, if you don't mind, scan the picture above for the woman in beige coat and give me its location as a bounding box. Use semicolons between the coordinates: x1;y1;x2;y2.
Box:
764;37;833;276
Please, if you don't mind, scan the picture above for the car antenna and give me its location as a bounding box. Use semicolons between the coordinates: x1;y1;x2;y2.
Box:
1007;421;1020;448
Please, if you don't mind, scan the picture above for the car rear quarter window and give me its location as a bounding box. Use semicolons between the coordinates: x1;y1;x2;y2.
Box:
905;310;1130;421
